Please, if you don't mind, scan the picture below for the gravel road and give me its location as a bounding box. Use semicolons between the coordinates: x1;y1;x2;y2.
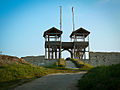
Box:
13;72;86;90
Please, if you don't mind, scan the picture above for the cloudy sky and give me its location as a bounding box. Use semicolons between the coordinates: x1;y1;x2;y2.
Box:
0;0;120;58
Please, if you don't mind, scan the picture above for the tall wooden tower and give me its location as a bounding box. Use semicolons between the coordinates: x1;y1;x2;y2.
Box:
43;6;90;60
70;28;90;59
43;27;62;59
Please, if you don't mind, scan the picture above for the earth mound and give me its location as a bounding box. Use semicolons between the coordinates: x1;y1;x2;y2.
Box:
0;55;29;66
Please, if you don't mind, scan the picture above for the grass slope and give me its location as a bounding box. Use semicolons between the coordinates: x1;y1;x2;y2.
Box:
0;64;48;89
78;63;120;90
0;55;80;89
69;58;93;70
0;63;80;90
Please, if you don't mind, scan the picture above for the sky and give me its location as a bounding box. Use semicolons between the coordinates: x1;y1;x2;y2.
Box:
0;0;120;58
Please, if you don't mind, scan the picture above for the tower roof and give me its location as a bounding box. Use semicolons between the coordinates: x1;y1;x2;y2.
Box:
43;27;63;37
70;27;90;38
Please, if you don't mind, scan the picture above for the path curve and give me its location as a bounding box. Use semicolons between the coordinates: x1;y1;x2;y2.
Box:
13;72;86;90
65;60;77;69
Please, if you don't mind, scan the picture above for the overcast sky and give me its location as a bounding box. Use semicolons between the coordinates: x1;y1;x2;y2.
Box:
0;0;120;58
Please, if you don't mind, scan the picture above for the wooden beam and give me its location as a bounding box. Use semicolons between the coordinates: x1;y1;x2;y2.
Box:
48;46;50;60
52;48;53;59
45;48;47;59
59;48;61;59
60;6;62;31
48;35;50;41
55;49;57;59
72;7;75;32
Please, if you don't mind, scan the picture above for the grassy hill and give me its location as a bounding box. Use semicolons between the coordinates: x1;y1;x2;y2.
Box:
78;63;120;90
0;55;80;89
0;55;29;66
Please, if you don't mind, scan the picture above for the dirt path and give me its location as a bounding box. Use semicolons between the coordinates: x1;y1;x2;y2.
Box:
65;60;78;69
13;72;86;90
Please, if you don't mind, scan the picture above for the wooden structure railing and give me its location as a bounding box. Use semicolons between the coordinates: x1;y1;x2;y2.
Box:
43;27;90;60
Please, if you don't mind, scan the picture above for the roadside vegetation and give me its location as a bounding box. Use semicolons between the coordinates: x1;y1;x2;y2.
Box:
58;58;66;67
0;63;80;90
0;56;80;90
45;58;80;72
45;58;66;69
0;64;48;89
68;58;94;70
78;63;120;90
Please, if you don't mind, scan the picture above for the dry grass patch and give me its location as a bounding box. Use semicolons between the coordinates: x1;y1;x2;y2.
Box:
69;58;94;71
58;58;66;67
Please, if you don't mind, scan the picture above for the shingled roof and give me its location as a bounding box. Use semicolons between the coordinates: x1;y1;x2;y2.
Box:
43;27;63;37
70;27;90;38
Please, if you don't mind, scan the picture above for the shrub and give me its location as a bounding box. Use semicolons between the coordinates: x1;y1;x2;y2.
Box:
58;58;66;67
78;64;120;90
66;57;71;61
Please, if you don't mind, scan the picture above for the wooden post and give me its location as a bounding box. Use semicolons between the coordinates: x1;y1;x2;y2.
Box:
45;48;47;59
59;47;61;59
73;45;76;58
72;7;76;42
88;35;90;59
48;35;50;41
45;36;46;41
71;49;73;58
60;6;62;59
55;48;57;59
83;34;85;41
55;35;57;41
72;7;75;32
60;6;62;31
75;35;77;42
52;48;53;59
79;48;80;59
84;49;86;59
48;46;50;60
71;37;72;42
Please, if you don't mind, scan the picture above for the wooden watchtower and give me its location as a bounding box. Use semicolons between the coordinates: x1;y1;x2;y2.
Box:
70;28;90;59
43;27;62;59
43;7;90;60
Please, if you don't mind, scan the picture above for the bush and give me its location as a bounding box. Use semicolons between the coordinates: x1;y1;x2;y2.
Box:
69;58;93;70
58;58;66;67
78;64;120;90
66;57;71;61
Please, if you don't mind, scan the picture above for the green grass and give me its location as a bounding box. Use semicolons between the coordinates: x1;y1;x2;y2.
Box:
0;64;48;82
47;68;80;74
0;63;80;90
45;62;59;68
0;63;48;90
69;58;93;70
78;63;120;90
